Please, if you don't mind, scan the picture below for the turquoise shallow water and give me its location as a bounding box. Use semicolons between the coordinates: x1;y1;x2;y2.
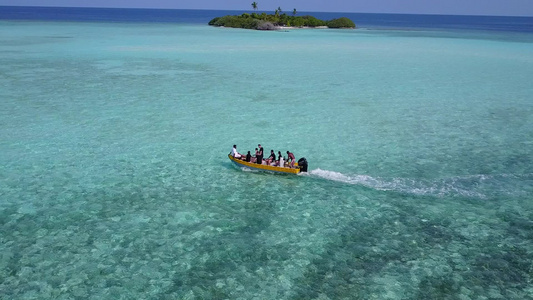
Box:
1;20;532;299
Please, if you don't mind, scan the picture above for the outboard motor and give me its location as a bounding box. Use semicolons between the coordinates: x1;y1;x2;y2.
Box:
298;157;308;172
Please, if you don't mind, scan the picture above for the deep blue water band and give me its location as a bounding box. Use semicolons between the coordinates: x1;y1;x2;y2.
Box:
1;6;533;33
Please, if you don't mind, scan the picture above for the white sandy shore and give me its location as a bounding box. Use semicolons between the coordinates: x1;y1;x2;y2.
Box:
277;25;329;30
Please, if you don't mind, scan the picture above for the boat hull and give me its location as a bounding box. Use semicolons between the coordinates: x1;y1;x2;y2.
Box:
228;154;301;174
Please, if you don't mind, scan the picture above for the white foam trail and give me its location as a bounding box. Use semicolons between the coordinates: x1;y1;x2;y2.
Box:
308;169;532;199
309;168;414;193
309;169;382;187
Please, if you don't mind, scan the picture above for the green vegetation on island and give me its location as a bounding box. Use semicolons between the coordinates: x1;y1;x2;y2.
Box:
325;17;357;29
208;11;355;30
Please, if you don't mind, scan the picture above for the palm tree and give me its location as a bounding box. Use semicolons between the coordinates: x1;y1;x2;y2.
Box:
275;7;282;17
292;8;297;16
251;2;258;11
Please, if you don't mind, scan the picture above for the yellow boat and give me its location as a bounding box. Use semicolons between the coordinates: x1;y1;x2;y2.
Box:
228;154;308;174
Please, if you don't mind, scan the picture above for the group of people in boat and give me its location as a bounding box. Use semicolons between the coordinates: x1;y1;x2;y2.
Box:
231;144;296;168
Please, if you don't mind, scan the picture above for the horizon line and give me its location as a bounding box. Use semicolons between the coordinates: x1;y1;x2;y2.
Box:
1;5;533;18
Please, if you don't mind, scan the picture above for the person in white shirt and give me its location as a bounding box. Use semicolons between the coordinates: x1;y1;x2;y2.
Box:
231;145;242;159
276;151;284;167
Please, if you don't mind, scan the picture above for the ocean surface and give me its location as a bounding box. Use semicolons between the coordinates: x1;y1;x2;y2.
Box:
1;6;532;299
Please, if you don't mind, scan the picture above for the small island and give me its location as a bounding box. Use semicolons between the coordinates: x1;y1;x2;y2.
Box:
209;5;355;30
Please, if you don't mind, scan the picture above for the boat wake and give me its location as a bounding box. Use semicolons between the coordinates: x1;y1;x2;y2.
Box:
307;168;531;199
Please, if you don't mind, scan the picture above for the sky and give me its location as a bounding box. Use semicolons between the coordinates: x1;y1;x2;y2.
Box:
1;0;532;16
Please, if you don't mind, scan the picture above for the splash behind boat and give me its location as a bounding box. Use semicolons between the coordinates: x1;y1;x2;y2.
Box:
228;154;308;174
